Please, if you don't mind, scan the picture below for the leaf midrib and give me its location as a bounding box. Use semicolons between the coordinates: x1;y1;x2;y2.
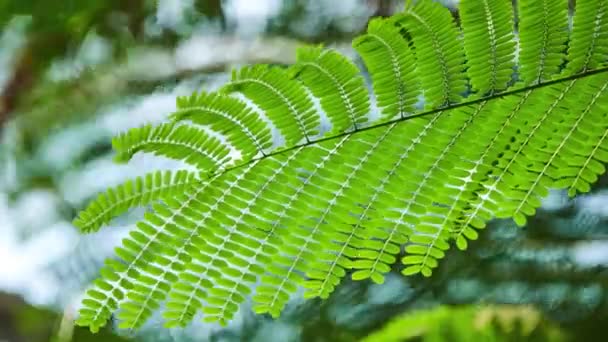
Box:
203;66;608;182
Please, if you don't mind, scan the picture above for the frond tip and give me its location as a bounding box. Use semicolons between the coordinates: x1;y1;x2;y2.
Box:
112;123;232;170
73;170;199;233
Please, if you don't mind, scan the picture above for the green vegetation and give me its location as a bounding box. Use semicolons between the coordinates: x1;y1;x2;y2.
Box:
363;305;567;342
70;0;608;333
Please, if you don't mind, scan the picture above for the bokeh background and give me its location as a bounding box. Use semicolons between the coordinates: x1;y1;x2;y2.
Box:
0;0;606;341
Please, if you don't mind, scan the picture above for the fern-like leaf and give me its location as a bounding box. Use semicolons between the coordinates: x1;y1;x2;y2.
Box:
565;0;608;74
221;65;319;145
396;0;467;107
171;91;273;158
74;0;608;332
73;170;199;233
112;123;232;170
518;0;568;84
353;17;420;119
290;46;369;131
460;0;515;95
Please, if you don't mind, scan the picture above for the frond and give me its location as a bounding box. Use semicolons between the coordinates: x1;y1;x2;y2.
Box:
560;114;608;197
171;91;273;158
74;0;608;332
517;0;568;84
112;123;232;170
460;0;515;94
221;65;319;145
395;0;467;107
565;0;608;73
73;170;199;233
289;45;369;131
495;77;608;224
162;160;268;326
353;18;420;120
76;180;213;332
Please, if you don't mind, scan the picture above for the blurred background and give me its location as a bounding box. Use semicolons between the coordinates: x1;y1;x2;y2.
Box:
0;0;606;341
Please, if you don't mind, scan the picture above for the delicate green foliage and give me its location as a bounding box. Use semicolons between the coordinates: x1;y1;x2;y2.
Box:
362;305;567;342
73;170;199;233
518;0;568;84
395;0;467;107
353;17;420;119
565;0;608;74
460;0;515;95
290;45;370;131
112;123;232;170
171;91;274;159
74;0;608;332
222;65;319;144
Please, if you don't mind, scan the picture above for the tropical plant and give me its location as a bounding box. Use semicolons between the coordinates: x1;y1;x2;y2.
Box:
73;0;608;333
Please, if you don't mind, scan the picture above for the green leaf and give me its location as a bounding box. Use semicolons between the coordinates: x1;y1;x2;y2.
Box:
74;0;608;331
